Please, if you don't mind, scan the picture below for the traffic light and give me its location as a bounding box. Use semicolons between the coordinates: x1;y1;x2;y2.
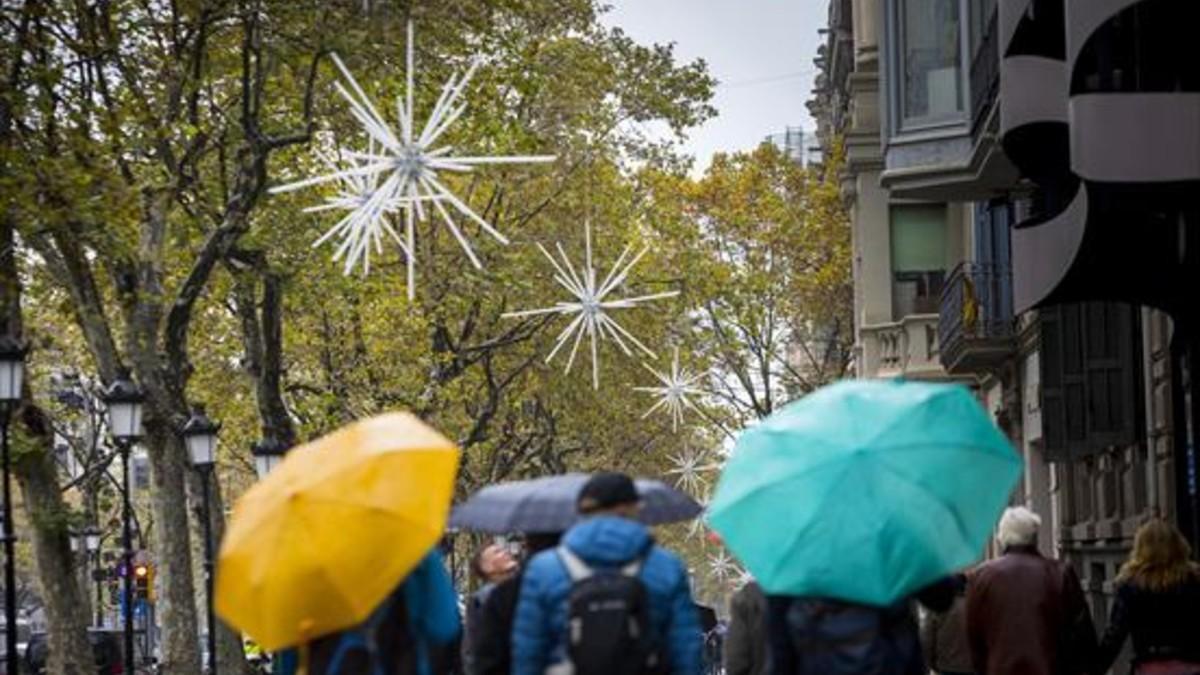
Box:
134;563;152;602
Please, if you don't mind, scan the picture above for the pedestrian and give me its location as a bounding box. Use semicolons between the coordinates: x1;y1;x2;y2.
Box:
725;580;768;675
464;543;519;673
303;546;461;675
966;506;1096;675
472;532;562;675
920;573;974;675
511;471;703;675
1093;518;1200;675
765;576;956;675
695;603;721;675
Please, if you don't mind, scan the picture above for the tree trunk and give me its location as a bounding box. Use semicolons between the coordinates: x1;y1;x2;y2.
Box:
13;410;96;675
3;214;94;674
144;424;203;674
186;462;249;675
210;484;249;675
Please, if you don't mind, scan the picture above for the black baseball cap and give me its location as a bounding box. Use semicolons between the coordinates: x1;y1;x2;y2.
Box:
577;472;640;513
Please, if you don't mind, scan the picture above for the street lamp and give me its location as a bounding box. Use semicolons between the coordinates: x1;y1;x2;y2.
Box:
0;334;26;675
251;437;289;480
102;368;144;670
182;405;219;675
83;526;103;627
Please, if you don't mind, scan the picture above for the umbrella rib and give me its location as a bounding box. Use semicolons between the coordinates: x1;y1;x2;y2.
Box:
762;459;856;587
869;455;976;548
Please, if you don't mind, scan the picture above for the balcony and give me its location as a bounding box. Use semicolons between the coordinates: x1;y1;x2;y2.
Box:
938;262;1015;375
859;314;943;379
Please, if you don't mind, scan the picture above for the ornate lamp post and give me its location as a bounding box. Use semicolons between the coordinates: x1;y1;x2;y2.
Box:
0;335;26;675
83;527;103;627
250;437;289;481
102;368;144;669
182;405;219;675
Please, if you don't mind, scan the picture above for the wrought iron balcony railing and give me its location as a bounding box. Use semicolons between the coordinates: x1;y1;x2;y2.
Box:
938;261;1015;374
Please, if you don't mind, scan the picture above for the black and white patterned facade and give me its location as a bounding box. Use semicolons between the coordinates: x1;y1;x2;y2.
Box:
999;0;1199;317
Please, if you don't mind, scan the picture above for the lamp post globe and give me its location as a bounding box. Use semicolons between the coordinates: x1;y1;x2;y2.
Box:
0;335;26;403
102;368;145;443
84;526;102;554
251;437;289;480
182;405;220;470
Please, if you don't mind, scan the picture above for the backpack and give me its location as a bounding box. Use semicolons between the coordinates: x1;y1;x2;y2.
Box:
558;546;663;675
306;588;420;675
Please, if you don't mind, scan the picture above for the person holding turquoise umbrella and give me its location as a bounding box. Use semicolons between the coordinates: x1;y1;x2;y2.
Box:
708;378;1023;675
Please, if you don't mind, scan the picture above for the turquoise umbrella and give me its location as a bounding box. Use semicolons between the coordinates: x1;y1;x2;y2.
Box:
708;379;1022;606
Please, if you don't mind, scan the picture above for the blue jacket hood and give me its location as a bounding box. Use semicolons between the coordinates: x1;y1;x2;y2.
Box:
562;515;653;566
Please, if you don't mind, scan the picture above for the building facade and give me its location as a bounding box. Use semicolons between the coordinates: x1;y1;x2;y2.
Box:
812;0;1200;655
764;126;821;167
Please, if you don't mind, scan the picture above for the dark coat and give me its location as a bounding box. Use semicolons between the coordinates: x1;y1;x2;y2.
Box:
725;582;768;675
1094;572;1200;673
471;572;523;675
766;595;925;675
464;583;496;674
966;547;1096;675
921;593;975;674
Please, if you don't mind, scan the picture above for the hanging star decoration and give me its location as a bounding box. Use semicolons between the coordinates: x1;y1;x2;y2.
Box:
270;22;555;296
665;446;721;497
708;549;740;586
502;221;679;388
302;144;409;277
636;347;706;431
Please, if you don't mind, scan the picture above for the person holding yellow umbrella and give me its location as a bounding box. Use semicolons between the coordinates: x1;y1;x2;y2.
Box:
216;412;463;675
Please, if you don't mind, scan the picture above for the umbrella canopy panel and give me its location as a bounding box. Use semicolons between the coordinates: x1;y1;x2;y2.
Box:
450;473;701;534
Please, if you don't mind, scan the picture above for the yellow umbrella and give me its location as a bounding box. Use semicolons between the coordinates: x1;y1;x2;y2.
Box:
215;412;459;651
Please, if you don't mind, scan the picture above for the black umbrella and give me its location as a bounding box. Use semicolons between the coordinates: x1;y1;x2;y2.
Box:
449;472;702;534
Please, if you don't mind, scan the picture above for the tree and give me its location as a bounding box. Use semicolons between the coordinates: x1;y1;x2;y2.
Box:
5;1;715;670
639;141;853;602
644;142;853;426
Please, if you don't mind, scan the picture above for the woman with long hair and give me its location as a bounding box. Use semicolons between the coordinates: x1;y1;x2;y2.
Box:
1094;519;1200;675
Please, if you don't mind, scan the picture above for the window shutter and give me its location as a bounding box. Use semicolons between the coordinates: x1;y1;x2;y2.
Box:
1040;306;1069;461
1082;302;1138;450
1040;301;1141;462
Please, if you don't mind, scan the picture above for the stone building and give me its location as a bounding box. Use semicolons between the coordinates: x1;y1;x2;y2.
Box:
810;0;1200;656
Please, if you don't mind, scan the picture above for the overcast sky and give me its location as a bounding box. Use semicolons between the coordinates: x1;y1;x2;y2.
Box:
600;1;827;172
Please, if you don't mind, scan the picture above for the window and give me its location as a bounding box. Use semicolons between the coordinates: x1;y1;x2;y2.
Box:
1040;302;1141;461
969;0;997;58
891;0;968;130
891;204;948;317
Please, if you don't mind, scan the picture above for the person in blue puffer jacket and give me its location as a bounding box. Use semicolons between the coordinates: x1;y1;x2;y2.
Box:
511;472;703;675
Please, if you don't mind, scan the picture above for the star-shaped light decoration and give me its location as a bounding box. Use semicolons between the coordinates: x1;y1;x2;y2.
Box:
636;347;706;431
270;22;555;297
304;145;410;277
736;568;755;587
665;446;721;497
708;549;740;586
502;221;679;388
